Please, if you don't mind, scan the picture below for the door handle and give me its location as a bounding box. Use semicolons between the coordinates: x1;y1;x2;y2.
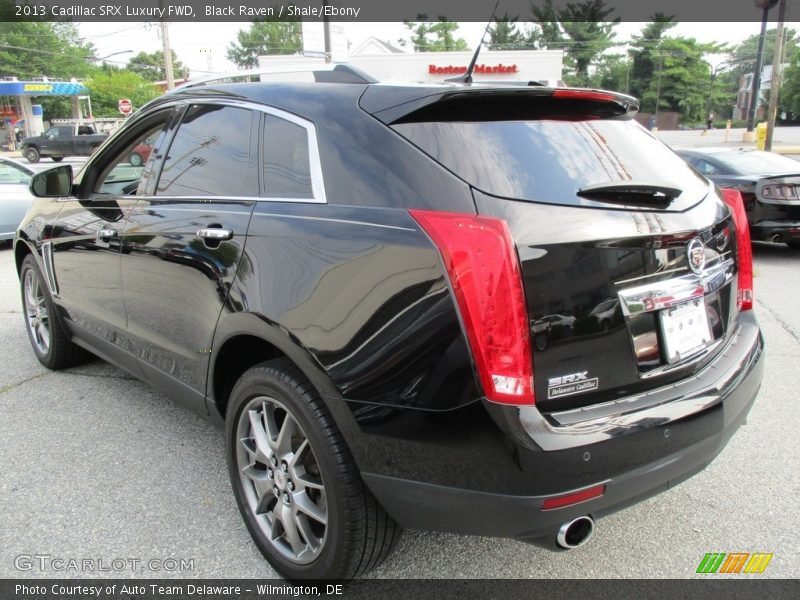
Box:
197;227;233;241
98;227;117;240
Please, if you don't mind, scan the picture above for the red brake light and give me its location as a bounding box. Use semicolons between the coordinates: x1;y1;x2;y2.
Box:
552;89;619;103
409;210;534;405
721;189;753;311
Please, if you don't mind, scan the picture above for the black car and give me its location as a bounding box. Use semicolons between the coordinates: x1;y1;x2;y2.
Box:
14;66;763;580
19;123;108;163
676;147;800;249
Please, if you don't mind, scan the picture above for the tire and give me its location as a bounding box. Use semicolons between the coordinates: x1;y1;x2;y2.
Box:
50;156;64;162
20;255;90;370
24;147;40;163
225;358;402;580
128;152;144;167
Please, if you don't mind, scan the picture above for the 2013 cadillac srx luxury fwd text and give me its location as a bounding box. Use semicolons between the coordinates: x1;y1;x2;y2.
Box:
14;65;764;580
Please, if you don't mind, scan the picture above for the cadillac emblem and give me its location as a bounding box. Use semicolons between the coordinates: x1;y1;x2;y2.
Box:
687;238;706;274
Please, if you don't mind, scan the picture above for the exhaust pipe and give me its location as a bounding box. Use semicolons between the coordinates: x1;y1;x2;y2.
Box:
770;233;783;243
556;516;595;549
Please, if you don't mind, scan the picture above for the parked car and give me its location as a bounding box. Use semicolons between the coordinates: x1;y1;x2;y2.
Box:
128;140;153;167
0;156;34;242
676;147;800;249
19;123;108;163
13;66;764;580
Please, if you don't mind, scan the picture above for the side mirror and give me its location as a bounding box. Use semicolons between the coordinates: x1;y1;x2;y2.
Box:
30;165;73;198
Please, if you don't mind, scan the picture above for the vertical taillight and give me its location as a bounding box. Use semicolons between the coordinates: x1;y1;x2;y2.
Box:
409;210;534;405
722;189;754;311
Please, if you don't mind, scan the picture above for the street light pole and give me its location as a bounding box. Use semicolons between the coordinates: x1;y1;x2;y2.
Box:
765;0;788;151
747;0;780;134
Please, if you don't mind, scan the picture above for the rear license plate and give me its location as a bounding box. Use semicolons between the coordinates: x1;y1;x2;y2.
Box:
660;298;713;363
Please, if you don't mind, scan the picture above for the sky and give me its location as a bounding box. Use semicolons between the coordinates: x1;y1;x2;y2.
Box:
76;21;798;77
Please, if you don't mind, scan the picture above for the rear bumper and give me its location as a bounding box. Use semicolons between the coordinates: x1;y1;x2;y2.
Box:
362;312;763;545
751;220;800;243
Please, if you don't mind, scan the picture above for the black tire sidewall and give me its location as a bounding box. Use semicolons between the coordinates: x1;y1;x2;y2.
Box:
225;365;356;580
25;148;40;163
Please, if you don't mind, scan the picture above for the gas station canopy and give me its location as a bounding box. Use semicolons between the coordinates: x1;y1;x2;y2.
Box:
0;80;88;96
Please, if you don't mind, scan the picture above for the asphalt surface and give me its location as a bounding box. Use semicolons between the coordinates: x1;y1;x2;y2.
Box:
0;240;797;580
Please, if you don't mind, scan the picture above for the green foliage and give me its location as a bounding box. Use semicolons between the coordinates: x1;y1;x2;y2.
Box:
85;70;160;117
400;17;469;52
127;50;190;82
226;21;302;68
0;21;96;79
488;14;527;50
529;0;619;85
627;14;678;100
779;46;800;118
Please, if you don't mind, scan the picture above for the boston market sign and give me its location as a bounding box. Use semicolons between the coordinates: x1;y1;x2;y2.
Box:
428;63;519;75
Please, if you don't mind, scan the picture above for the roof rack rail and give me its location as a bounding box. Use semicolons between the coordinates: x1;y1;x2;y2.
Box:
170;64;377;93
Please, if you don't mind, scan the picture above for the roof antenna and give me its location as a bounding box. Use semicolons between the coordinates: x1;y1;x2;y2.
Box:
446;1;500;84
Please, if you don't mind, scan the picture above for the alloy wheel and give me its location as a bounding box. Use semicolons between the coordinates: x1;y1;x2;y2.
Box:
23;268;50;355
235;395;328;564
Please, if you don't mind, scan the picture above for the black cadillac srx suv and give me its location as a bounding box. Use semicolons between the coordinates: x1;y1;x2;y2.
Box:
14;65;764;580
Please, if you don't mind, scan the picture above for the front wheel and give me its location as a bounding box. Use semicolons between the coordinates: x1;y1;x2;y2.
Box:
24;147;40;163
128;152;144;166
226;359;401;580
20;255;89;369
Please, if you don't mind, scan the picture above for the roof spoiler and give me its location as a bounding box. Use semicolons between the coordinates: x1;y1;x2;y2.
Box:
360;86;640;125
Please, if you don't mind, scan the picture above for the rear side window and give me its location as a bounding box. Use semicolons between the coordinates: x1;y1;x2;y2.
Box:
263;115;312;199
393;119;708;207
157;104;258;197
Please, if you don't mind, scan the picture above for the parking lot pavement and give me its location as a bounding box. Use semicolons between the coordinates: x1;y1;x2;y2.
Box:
0;243;798;579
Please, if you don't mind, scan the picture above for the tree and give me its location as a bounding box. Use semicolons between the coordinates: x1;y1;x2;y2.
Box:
85;69;160;117
778;46;800;119
488;14;527;50
127;50;190;82
400;17;469;52
529;0;619;85
627;14;678;101
226;21;302;68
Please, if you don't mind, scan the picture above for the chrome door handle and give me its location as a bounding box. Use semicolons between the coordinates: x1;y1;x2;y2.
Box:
98;227;117;239
197;227;233;241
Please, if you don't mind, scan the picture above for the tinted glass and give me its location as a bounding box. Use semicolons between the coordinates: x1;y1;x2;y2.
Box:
716;150;800;175
158;104;257;197
393;120;708;206
96;122;170;196
263;115;312;199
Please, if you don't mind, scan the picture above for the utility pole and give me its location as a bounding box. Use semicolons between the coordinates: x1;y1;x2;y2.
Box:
160;21;175;90
322;1;332;63
747;0;780;137
765;0;788;151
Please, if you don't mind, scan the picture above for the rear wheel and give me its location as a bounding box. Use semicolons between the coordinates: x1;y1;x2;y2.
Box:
50;156;64;162
24;147;40;163
225;358;401;580
20;255;90;369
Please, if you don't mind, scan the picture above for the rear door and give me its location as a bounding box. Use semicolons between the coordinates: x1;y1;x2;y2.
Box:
119;102;258;412
388;90;740;412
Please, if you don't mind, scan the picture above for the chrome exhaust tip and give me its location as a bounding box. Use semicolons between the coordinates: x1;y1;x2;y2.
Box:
771;233;783;243
556;515;595;549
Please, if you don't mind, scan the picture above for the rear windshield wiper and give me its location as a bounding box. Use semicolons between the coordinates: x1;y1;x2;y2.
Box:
577;181;683;207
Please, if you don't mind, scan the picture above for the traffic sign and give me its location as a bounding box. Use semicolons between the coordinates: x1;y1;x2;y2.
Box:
118;98;132;115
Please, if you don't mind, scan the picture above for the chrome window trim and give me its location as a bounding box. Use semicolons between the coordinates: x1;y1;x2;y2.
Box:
152;97;326;205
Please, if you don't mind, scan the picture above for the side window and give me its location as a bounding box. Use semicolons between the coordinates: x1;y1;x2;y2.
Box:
263;114;313;199
43;127;59;138
695;159;721;176
157;104;258;197
93;116;172;197
58;126;72;137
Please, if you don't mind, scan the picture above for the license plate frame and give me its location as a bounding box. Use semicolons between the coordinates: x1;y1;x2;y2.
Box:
659;298;713;364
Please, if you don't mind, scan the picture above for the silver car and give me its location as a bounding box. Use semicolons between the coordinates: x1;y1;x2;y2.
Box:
0;156;34;242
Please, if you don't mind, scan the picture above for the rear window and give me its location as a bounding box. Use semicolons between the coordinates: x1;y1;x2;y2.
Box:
392;119;708;207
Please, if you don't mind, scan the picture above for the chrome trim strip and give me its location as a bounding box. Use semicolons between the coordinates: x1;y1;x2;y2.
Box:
251;212;416;232
40;241;58;297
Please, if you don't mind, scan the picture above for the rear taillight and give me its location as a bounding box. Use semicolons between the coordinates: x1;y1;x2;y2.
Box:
761;183;798;200
409;210;534;405
722;189;754;311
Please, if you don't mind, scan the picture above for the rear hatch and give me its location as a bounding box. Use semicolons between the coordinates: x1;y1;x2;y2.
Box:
364;85;742;412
